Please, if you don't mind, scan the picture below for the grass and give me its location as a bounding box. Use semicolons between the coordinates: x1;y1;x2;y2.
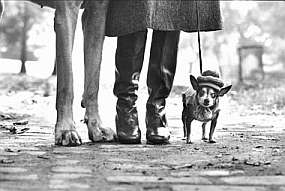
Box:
230;71;285;113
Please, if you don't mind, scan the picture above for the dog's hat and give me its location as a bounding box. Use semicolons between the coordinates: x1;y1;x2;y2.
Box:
197;70;224;91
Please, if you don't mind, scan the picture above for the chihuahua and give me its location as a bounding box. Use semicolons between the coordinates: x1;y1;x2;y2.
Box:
182;71;232;144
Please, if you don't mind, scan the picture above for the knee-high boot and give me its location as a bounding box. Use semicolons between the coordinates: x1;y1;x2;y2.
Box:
146;30;180;144
113;30;147;144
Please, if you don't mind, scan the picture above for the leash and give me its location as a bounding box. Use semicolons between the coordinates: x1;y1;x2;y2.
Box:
195;0;203;75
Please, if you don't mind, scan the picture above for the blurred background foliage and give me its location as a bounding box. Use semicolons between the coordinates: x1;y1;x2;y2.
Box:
0;1;51;73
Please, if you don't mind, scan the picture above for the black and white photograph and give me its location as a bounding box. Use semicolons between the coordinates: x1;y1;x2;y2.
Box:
0;0;284;190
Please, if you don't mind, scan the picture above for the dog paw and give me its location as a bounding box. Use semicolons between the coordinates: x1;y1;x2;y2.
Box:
186;139;193;144
86;120;116;142
55;130;82;146
208;139;216;144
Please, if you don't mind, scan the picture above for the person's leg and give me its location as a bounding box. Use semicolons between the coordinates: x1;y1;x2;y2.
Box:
146;30;180;144
113;30;147;144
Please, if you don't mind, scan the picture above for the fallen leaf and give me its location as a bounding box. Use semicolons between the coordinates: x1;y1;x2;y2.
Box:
4;148;21;152
13;120;29;126
37;155;50;160
0;159;15;164
171;164;194;170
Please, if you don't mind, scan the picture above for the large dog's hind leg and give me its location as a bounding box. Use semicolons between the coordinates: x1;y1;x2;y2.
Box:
54;1;82;146
81;0;116;142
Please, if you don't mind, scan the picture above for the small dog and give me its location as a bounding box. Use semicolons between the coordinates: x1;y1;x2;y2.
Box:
182;70;232;144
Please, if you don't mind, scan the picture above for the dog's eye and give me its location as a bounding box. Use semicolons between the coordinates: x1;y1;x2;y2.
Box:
210;93;217;98
199;90;205;96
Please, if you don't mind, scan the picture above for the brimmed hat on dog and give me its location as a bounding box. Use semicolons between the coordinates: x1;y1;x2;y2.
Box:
197;70;224;91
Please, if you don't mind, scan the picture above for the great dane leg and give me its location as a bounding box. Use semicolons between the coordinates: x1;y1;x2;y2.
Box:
81;0;116;142
54;1;82;146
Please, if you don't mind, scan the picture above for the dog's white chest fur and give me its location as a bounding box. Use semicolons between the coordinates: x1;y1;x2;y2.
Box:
183;89;218;122
193;105;213;122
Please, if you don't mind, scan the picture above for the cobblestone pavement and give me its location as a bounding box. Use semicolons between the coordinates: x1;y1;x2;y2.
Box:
0;77;285;190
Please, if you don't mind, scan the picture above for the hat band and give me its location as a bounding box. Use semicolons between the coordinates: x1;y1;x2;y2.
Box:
199;82;221;90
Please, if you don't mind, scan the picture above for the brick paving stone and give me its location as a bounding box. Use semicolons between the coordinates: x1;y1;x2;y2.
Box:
17;146;40;151
220;176;285;186
0;174;38;181
0;182;45;190
0;167;27;173
107;158;136;163
50;173;93;179
109;163;169;170
172;185;271;191
201;170;245;176
55;159;80;165
101;147;154;152
107;176;212;184
24;151;46;155
171;170;245;177
51;166;92;173
54;155;68;159
49;180;90;190
0;152;20;156
53;147;91;154
110;186;144;191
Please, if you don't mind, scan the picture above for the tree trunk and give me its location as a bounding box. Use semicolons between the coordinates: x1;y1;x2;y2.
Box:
20;2;28;74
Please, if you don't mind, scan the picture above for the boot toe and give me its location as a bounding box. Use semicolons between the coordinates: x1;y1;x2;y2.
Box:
146;127;170;144
117;131;141;144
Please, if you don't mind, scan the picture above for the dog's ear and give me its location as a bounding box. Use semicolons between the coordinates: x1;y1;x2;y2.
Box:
218;85;232;97
190;75;199;90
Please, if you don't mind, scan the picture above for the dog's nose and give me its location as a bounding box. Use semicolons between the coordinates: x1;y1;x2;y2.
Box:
204;99;210;105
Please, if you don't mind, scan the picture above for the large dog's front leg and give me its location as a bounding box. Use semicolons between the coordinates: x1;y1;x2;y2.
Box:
81;0;116;142
54;1;82;146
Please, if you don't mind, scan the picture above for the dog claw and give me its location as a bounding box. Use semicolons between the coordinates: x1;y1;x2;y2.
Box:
86;120;116;142
55;130;82;146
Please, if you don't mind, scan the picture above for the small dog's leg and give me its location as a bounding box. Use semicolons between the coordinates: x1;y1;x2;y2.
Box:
202;122;207;141
54;1;82;146
181;104;187;140
81;0;116;142
209;112;219;143
182;120;187;140
185;118;193;144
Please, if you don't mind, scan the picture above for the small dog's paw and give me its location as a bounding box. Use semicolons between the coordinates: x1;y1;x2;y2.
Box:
186;139;193;144
208;139;216;144
202;137;208;142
